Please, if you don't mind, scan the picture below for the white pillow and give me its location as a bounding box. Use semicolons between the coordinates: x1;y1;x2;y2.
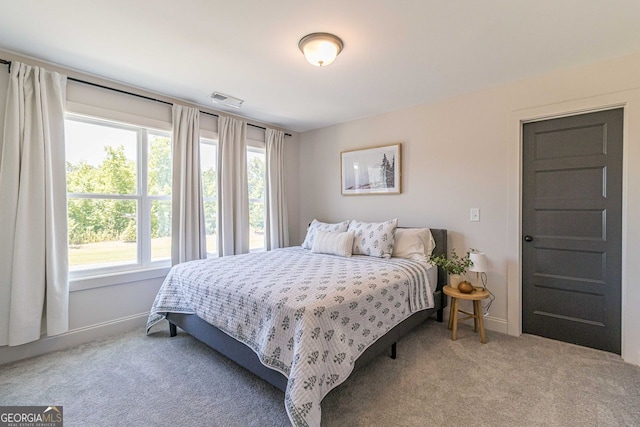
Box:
392;228;436;261
348;218;398;258
311;230;355;257
301;219;350;249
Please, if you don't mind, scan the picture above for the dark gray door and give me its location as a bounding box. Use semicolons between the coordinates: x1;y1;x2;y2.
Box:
522;109;623;354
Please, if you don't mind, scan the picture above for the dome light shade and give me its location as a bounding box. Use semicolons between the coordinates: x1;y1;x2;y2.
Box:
298;33;343;67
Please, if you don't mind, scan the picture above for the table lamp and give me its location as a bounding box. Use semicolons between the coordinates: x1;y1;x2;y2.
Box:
468;252;488;290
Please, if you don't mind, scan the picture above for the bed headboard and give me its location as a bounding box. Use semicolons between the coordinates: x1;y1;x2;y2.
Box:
428;228;447;292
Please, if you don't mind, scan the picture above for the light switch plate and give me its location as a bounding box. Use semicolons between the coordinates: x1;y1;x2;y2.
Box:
470;208;480;222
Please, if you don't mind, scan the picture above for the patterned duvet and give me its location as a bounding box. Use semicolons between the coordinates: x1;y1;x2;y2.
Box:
147;247;435;427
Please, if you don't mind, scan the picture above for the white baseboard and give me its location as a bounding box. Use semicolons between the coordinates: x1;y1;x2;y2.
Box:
443;307;508;334
482;314;508;334
0;312;149;366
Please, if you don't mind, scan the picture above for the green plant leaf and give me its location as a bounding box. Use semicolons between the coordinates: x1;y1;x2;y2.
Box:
428;248;473;275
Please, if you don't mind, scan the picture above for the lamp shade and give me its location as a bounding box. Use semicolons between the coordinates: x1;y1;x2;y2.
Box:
299;33;343;67
468;252;488;273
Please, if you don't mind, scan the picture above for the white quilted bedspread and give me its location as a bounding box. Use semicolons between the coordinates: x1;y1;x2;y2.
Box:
147;247;434;427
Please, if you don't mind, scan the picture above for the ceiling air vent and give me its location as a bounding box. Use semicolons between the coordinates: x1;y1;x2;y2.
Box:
210;92;244;108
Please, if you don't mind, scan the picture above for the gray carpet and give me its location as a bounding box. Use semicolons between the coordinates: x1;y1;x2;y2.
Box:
1;319;639;426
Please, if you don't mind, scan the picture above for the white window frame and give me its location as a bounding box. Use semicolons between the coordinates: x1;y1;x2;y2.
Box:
66;114;172;280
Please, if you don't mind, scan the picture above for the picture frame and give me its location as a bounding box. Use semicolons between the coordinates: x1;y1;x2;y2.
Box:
341;143;401;195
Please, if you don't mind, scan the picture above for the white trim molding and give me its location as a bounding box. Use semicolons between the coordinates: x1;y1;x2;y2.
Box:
443;307;508;335
0;312;149;366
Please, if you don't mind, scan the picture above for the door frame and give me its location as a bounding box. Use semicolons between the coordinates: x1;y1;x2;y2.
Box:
506;90;640;364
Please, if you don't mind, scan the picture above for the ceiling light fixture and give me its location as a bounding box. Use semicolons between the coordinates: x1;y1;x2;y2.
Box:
298;32;343;67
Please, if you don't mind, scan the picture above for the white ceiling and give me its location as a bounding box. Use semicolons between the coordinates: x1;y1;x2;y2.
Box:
1;0;640;133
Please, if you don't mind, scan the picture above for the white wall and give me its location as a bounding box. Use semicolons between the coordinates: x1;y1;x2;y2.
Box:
297;51;640;366
0;50;299;364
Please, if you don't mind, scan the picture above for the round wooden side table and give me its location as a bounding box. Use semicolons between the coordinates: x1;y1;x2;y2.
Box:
443;285;490;344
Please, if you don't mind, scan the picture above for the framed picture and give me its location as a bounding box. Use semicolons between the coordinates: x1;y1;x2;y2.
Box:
341;143;401;195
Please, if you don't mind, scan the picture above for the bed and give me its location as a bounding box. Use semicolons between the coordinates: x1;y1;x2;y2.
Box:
147;227;447;427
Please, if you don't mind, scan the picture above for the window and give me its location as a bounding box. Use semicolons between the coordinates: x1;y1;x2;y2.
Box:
65;115;172;275
247;147;266;252
199;142;265;254
200;138;218;257
147;132;173;261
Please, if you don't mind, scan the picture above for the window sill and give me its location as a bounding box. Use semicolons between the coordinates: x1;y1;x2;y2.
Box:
69;266;171;292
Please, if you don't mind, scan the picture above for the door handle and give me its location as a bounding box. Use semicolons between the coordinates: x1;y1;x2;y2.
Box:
524;235;533;242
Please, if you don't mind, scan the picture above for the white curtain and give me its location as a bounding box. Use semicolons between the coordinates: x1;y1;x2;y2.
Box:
265;128;289;250
171;104;206;265
0;62;69;346
217;116;249;256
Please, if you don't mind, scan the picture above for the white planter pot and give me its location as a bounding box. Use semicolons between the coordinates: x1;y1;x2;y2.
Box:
449;274;462;289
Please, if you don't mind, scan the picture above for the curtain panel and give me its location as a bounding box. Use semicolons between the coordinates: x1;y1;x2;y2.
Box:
171;104;206;265
265;128;289;250
217;116;249;256
0;62;69;346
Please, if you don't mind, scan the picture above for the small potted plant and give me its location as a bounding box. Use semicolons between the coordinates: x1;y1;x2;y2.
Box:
429;249;473;289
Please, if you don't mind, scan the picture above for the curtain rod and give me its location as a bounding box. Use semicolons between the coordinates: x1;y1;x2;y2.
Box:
0;58;291;137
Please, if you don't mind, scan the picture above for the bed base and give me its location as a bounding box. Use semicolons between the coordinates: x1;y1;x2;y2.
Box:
166;296;443;392
166;228;448;393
